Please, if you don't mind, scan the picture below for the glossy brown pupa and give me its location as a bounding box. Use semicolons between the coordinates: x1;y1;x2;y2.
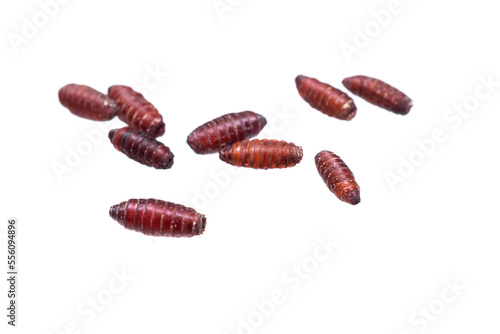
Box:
219;139;303;169
315;150;360;205
295;75;357;121
109;127;174;169
58;84;119;121
108;85;166;137
342;75;413;115
109;199;206;237
187;111;267;154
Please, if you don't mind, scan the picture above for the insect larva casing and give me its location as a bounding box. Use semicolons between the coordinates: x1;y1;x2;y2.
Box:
315;150;360;205
219;139;303;169
58;84;118;121
109;199;206;237
187;111;267;154
295;75;357;121
342;75;413;115
108;85;165;137
109;127;174;169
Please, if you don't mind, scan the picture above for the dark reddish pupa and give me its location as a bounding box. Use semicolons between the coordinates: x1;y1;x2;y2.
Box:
109;127;174;169
219;139;303;169
109;199;206;237
187;111;267;154
315;150;360;205
58;84;119;121
108;85;165;137
295;75;357;121
342;75;413;115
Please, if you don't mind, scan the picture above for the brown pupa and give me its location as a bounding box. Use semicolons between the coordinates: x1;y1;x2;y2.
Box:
219;139;303;169
109;199;206;237
295;75;357;121
187;111;267;154
58;84;119;121
109;127;174;169
108;85;165;137
342;75;413;115
315;150;360;205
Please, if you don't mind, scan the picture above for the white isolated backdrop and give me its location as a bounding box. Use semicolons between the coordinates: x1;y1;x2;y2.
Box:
1;0;499;333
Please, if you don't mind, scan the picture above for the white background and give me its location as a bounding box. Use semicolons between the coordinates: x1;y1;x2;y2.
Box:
1;0;499;333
